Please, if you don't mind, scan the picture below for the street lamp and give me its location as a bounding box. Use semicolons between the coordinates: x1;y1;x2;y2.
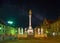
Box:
8;21;13;25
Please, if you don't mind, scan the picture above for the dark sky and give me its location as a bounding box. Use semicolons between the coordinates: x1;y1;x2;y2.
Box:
0;0;60;28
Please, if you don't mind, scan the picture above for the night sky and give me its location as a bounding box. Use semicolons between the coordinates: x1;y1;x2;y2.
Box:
0;0;60;28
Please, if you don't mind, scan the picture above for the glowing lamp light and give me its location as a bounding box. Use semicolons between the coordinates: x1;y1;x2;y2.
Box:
8;21;13;24
11;29;15;35
0;27;1;30
46;30;48;33
53;32;55;36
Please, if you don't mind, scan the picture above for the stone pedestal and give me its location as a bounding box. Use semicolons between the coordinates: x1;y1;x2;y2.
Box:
27;29;33;35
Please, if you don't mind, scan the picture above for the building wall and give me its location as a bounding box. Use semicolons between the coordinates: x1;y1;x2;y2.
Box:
0;23;17;36
50;20;60;34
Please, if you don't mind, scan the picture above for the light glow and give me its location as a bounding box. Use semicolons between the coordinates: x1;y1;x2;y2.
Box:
8;21;13;24
0;27;1;30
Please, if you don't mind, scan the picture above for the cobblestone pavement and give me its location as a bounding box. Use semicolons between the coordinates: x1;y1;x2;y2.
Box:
0;37;60;43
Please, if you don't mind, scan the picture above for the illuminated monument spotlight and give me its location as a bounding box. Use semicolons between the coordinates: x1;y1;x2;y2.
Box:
27;9;33;35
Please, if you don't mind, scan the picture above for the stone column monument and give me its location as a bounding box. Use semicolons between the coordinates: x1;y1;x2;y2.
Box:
27;9;33;35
